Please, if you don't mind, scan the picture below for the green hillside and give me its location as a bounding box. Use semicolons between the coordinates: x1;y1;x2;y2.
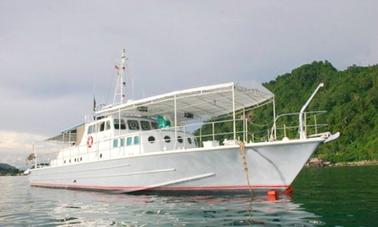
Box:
197;61;378;163
264;61;378;162
0;163;21;176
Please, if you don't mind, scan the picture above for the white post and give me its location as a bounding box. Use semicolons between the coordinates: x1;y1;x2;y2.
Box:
246;118;249;142
304;112;307;137
174;95;177;149
232;84;236;141
314;115;318;134
299;83;324;139
272;98;277;140
212;122;215;141
242;108;246;142
200;128;202;146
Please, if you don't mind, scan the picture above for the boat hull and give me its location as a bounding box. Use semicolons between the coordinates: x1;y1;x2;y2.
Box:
29;138;323;193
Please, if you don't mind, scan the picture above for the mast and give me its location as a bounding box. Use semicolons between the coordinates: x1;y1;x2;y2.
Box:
113;49;128;105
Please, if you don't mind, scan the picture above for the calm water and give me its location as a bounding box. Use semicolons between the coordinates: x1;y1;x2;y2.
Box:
0;166;377;226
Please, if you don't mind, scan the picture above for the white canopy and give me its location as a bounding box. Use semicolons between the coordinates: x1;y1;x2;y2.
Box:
95;82;274;124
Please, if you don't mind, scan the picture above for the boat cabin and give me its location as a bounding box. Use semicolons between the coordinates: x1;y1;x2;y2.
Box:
51;115;197;166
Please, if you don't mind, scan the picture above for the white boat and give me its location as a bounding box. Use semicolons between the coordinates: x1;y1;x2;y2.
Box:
29;50;339;193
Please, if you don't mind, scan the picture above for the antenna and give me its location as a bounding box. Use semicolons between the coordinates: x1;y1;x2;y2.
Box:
113;49;127;105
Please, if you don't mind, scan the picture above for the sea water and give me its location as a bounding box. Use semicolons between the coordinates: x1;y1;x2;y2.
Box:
0;166;377;226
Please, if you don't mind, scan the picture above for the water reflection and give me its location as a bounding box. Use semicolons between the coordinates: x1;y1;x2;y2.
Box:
26;186;321;226
0;177;322;226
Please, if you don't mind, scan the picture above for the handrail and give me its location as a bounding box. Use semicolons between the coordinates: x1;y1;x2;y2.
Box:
33;108;330;168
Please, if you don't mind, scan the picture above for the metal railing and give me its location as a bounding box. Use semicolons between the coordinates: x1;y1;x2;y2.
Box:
32;110;329;168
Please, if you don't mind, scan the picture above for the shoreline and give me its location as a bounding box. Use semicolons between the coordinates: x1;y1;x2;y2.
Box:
306;159;378;168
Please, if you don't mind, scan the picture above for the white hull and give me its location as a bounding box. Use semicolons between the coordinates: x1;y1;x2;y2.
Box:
30;138;323;192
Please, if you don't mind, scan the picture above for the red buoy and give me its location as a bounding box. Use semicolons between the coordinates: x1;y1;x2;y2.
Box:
267;190;279;201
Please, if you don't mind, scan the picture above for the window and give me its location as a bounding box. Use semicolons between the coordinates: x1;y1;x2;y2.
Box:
134;136;140;145
100;153;102;158
113;139;119;148
120;138;125;147
87;125;93;134
187;138;192;144
127;137;132;146
148;136;155;143
164;136;171;143
128;120;140;130
177;136;183;143
64;160;66;164
99;122;105;132
106;121;111;130
80;157;82;161
151;121;159;129
114;119;126;130
141;121;151;130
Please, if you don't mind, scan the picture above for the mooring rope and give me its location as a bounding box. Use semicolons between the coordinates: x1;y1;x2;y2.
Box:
238;141;257;225
238;142;253;194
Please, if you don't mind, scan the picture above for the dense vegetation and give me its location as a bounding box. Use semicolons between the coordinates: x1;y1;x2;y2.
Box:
265;61;378;162
198;61;378;163
0;163;21;176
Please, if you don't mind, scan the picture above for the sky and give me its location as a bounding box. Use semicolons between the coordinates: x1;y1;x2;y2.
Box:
1;0;377;168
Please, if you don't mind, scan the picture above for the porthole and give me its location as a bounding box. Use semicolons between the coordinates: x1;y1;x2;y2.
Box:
164;135;171;143
148;136;155;143
177;136;183;143
187;138;192;144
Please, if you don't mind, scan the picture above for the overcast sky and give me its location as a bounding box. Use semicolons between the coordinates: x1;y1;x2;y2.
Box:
1;0;377;167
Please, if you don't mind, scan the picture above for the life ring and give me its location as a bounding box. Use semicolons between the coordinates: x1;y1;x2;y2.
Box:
87;136;94;148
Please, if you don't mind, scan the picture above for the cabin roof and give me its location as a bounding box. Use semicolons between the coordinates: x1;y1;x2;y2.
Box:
95;82;274;124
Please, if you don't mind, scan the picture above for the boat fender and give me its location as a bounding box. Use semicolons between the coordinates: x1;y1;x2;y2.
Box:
87;136;94;148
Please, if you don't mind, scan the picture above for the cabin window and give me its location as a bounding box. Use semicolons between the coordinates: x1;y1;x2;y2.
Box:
164;135;171;143
141;121;151;130
114;119;126;130
100;153;102;158
120;138;125;147
127;137;132;146
128;120;140;130
113;139;119;148
187;138;192;144
99;122;105;132
64;160;66;164
134;136;140;145
177;136;183;143
148;136;155;143
88;125;93;134
106;121;111;130
151;121;158;129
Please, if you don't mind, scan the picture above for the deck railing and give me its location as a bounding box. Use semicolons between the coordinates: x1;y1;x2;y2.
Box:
32;110;328;168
